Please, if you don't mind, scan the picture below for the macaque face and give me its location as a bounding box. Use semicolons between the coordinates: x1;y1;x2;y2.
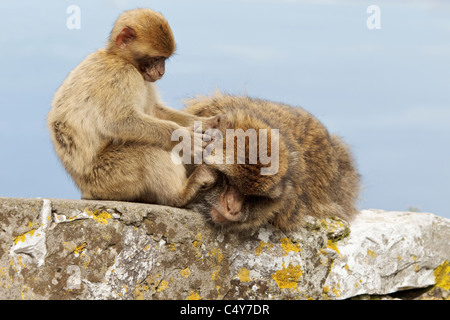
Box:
114;26;171;82
188;173;273;232
135;55;166;82
210;182;245;224
189;175;247;227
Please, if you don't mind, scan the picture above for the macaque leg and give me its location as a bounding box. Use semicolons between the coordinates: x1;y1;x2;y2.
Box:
137;161;216;207
81;143;216;207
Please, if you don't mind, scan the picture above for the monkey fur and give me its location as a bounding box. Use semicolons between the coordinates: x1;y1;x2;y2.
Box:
48;9;218;206
183;93;361;232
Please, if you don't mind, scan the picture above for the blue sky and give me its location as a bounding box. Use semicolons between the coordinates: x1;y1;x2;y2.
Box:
0;0;449;218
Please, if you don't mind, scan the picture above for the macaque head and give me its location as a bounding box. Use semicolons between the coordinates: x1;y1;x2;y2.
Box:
109;8;176;82
187;171;277;232
186;114;290;232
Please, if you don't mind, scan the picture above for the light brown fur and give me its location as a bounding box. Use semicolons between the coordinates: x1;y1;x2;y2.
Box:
48;9;217;206
183;93;361;232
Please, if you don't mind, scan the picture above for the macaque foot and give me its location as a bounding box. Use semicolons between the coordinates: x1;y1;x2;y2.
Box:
195;165;218;190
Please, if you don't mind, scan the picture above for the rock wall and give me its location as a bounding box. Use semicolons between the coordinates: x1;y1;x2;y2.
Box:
0;197;449;300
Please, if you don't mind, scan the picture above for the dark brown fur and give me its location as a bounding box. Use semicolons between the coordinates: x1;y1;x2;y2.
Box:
183;93;360;232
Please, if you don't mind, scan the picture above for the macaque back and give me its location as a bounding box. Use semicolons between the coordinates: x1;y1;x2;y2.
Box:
183;93;361;232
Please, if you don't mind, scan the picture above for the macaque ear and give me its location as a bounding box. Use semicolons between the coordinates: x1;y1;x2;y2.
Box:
116;26;136;49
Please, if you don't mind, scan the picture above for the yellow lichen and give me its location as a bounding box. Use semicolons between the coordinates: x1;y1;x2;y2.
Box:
332;284;341;297
208;248;224;263
236;268;251;282
320;219;330;230
134;284;147;300
193;233;202;248
367;249;377;258
434;260;450;290
193;240;202;248
13;256;27;270
187;291;202;300
280;238;301;255
272;262;303;290
211;268;220;281
73;242;87;255
80;252;91;269
168;244;177;251
0;266;13;290
319;218;349;240
157;280;168;292
85;209;112;225
21;285;29;300
14;229;36;244
327;240;340;255
255;241;274;256
180;267;191;278
26;221;37;228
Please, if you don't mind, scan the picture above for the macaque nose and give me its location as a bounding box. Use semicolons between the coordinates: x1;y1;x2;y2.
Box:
227;196;242;215
158;65;165;77
222;185;244;221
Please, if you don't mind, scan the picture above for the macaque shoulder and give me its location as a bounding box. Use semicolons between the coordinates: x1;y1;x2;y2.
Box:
62;51;147;105
85;50;144;87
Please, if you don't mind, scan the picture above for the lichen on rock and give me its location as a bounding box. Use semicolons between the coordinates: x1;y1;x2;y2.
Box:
0;197;449;300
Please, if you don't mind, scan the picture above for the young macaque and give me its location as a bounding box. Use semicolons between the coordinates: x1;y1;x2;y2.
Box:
183;93;360;232
48;9;219;206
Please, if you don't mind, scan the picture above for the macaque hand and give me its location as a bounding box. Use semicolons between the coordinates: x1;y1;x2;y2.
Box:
176;126;209;161
199;114;228;132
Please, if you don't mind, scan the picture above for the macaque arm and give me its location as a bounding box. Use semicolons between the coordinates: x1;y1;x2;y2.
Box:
154;103;200;127
101;111;181;150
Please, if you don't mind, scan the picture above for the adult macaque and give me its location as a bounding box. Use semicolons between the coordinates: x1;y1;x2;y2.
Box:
183;94;360;232
48;9;219;205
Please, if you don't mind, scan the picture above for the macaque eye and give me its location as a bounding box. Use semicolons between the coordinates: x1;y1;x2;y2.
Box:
152;57;166;67
149;56;165;65
135;55;165;70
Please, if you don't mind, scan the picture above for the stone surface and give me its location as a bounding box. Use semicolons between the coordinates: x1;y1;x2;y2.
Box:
0;197;449;300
